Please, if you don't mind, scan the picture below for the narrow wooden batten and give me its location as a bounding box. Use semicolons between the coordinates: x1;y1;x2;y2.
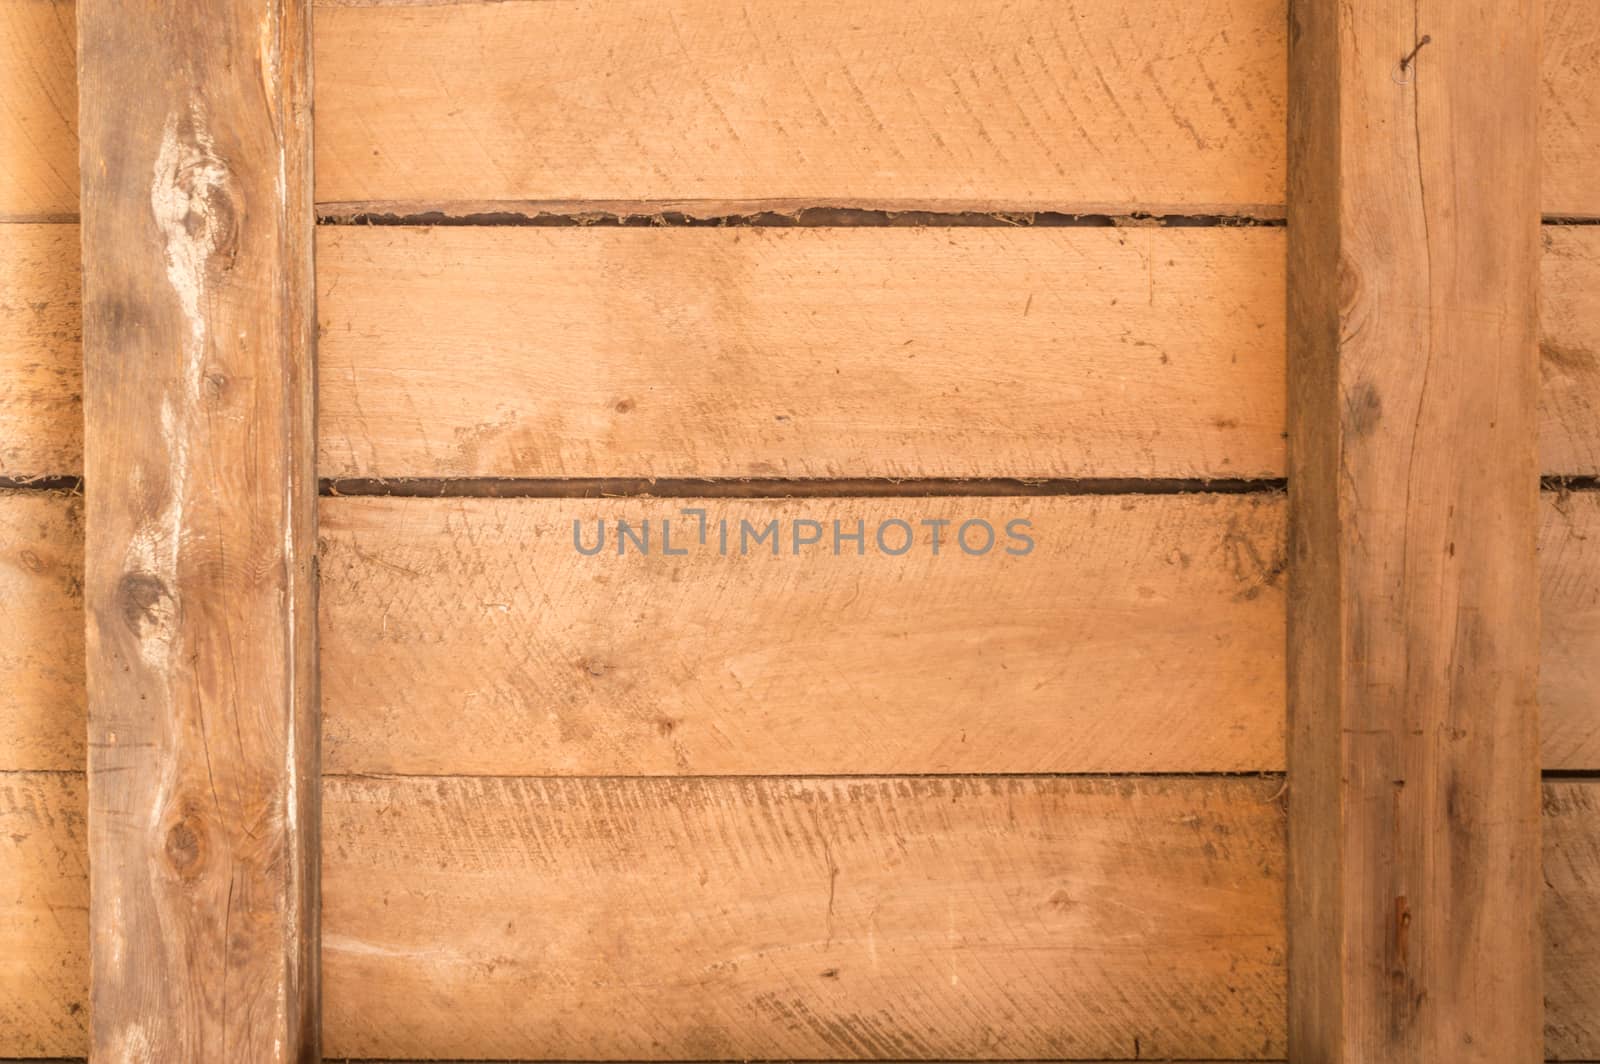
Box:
76;1;318;1059
1287;0;1544;1059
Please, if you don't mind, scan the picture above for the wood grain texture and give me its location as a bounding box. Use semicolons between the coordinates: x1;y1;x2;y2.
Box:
1546;781;1600;1061
76;0;318;1057
8;772;1595;1059
0;771;88;1060
311;0;1599;216
5;225;1595;482
320;494;1287;775
312;0;1288;213
322;773;1288;1061
0;0;77;219
1542;226;1600;476
1544;491;1600;773
318;225;1285;480
0;490;82;773
0;222;80;478
1286;1;1544;1060
1544;0;1600;218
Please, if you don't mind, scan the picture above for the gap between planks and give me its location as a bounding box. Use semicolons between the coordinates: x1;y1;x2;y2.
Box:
11;477;1598;498
314;204;1598;228
323;770;1290;783
320;477;1288;499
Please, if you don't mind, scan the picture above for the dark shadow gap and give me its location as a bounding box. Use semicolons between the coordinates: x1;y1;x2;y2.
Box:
317;206;1286;229
326;770;1286;783
0;475;83;494
320;476;1287;500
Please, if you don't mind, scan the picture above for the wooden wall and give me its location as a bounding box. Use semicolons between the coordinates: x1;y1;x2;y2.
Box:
2;0;1598;1059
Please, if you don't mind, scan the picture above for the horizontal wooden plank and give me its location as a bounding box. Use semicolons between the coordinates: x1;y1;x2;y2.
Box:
1543;491;1600;773
321;493;1289;775
322;491;1600;775
7;226;1596;482
0;490;82;773
322;774;1289;1061
5;770;1593;1059
1545;0;1600;218
0;771;87;1060
319;225;1600;482
1542;227;1600;476
312;0;1288;214
318;225;1286;480
0;0;77;219
6;489;1597;779
311;0;1600;217
1545;781;1600;1060
0;223;80;478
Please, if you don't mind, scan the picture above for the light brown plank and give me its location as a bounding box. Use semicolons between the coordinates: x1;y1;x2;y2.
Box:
1544;0;1600;219
1544;491;1600;773
6;489;1593;782
0;222;80;478
318;225;1285;480
0;490;81;773
0;0;77;220
322;493;1288;775
1542;227;1600;476
8;770;1595;1059
76;0;318;1057
312;0;1289;214
1286;2;1543;1060
0;771;88;1060
5;225;1596;483
322;492;1600;777
322;773;1289;1061
312;0;1599;217
1546;781;1600;1061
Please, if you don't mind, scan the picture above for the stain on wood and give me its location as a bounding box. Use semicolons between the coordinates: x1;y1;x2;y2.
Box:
75;0;318;1058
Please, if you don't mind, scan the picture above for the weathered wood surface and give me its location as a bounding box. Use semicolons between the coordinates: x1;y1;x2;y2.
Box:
322;774;1289;1061
319;225;1285;479
319;225;1599;480
1544;491;1600;773
75;0;318;1057
1544;0;1600;218
0;0;77;220
321;494;1287;775
312;0;1288;214
311;0;1598;217
0;490;81;772
6;225;1598;481
1286;1;1544;1060
0;223;80;478
0;771;88;1059
1542;226;1600;476
6;490;1592;780
1546;781;1600;1060
6;771;1594;1059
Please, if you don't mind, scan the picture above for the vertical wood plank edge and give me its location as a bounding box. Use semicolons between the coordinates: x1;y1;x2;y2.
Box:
76;0;319;1060
1287;0;1544;1061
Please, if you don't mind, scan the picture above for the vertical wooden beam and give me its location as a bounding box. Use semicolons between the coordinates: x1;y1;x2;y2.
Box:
77;1;317;1060
1287;1;1543;1061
